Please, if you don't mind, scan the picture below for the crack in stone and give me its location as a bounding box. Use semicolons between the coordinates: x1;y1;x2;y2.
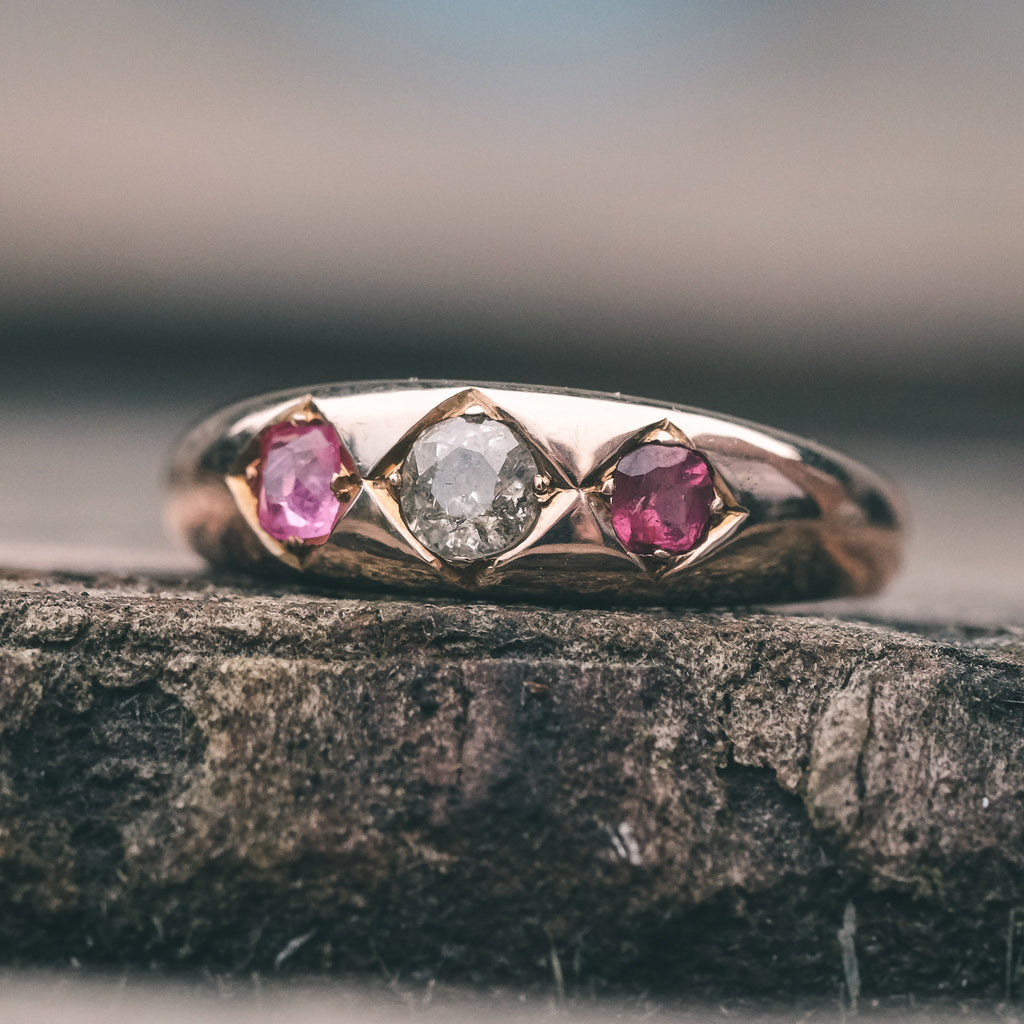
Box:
852;669;878;836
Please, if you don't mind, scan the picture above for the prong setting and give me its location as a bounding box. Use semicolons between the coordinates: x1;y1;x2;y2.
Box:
582;417;748;578
331;473;360;504
224;397;360;560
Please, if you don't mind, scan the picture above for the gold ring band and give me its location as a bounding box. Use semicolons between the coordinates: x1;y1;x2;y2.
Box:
166;380;905;606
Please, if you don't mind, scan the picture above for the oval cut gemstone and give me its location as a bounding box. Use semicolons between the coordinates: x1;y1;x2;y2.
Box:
610;442;715;555
255;421;351;542
399;415;541;560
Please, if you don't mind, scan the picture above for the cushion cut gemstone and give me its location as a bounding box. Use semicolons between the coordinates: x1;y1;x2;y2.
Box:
610;442;715;555
255;420;353;542
399;415;541;560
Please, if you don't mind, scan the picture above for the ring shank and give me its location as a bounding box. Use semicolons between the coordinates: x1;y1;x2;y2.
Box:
166;380;904;605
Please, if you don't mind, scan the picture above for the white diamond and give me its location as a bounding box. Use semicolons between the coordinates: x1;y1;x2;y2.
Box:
399;416;541;560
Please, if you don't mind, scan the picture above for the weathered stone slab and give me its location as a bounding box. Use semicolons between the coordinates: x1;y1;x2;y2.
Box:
1;570;1022;998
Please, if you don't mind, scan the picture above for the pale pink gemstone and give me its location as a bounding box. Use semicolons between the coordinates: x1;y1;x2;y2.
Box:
255;421;351;542
610;443;715;555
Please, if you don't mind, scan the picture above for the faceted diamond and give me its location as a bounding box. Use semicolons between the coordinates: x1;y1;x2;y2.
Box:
399;415;541;560
610;442;715;555
255;421;353;542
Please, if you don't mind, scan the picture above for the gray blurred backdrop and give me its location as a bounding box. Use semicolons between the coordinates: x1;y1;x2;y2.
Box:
2;1;1022;621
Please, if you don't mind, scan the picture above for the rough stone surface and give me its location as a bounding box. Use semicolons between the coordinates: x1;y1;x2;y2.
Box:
1;569;1024;1000
399;415;540;559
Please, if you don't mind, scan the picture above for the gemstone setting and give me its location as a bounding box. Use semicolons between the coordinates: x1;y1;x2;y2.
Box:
398;415;541;560
610;442;716;555
254;420;354;543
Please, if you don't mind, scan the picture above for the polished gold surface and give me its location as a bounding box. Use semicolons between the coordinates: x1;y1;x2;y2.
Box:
167;381;905;605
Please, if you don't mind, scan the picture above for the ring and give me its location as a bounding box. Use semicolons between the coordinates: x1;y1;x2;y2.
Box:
166;380;905;605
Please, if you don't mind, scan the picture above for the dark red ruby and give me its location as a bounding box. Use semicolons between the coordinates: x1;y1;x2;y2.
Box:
610;442;715;555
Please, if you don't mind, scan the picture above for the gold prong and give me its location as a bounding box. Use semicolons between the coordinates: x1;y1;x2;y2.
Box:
287;396;320;426
600;478;615;497
331;473;360;503
387;470;402;490
648;428;677;444
651;548;674;562
244;459;260;484
533;473;551;495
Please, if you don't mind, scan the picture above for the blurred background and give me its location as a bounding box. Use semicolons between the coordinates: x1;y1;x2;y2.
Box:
1;1;1022;621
